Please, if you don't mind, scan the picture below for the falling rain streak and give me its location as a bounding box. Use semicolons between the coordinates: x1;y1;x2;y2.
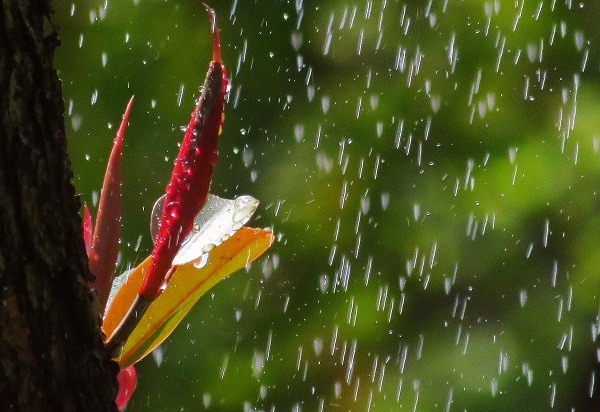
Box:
58;0;600;410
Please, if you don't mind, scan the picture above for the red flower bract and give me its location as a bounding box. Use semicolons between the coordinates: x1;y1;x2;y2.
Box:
104;4;228;356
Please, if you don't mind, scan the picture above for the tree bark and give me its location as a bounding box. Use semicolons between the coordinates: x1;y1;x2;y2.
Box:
0;1;118;410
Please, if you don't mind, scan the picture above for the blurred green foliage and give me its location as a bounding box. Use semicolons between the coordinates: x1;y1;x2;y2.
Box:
56;1;600;410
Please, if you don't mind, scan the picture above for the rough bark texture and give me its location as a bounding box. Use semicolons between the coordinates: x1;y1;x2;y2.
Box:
0;0;118;410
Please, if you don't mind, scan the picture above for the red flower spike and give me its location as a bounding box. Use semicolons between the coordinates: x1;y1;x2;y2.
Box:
89;96;135;313
105;6;228;355
144;5;227;298
115;365;137;410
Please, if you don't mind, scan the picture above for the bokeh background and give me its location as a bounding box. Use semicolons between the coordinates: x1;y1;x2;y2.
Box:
55;1;600;410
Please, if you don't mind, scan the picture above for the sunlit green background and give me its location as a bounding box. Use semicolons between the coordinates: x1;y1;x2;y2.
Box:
56;1;600;410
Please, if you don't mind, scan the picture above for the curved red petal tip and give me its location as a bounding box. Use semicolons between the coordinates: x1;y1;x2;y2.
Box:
117;96;135;144
116;365;137;410
203;3;222;63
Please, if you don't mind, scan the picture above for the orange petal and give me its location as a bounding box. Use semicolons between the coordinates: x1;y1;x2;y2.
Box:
103;227;274;367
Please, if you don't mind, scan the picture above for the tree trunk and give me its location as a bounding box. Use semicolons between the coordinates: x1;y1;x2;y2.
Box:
0;1;118;410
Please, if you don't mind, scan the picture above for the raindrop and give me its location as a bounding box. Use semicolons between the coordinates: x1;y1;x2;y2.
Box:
431;95;441;112
193;253;209;269
508;147;517;163
381;192;389;210
376;122;383;137
413;203;420;221
319;274;329;293
98;2;107;20
561;355;569;373
259;385;267;399
356;96;362;119
363;256;373;286
543;219;550;248
152;346;163;366
314;338;323;356
360;195;370;214
527;43;537;62
283;295;290;313
396;378;404;402
345;339;357;383
487;92;495;110
261;257;273;278
307;85;315;101
91;89;98;105
316;152;333;173
444;277;452;295
252;352;265;378
334;381;342;398
512;0;524;31
323;23;332;55
373;155;381;179
416;334;424;360
294;124;304;142
71;115;82;132
177;83;185;107
356;29;364;55
322;96;330;114
340;181;348;209
220;354;229;379
574;31;584;51
519;289;529;307
291;31;303;51
557;298;564;322
242;146;253;167
370;95;378;110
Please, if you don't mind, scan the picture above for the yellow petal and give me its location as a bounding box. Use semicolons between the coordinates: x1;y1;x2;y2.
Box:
102;227;274;367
